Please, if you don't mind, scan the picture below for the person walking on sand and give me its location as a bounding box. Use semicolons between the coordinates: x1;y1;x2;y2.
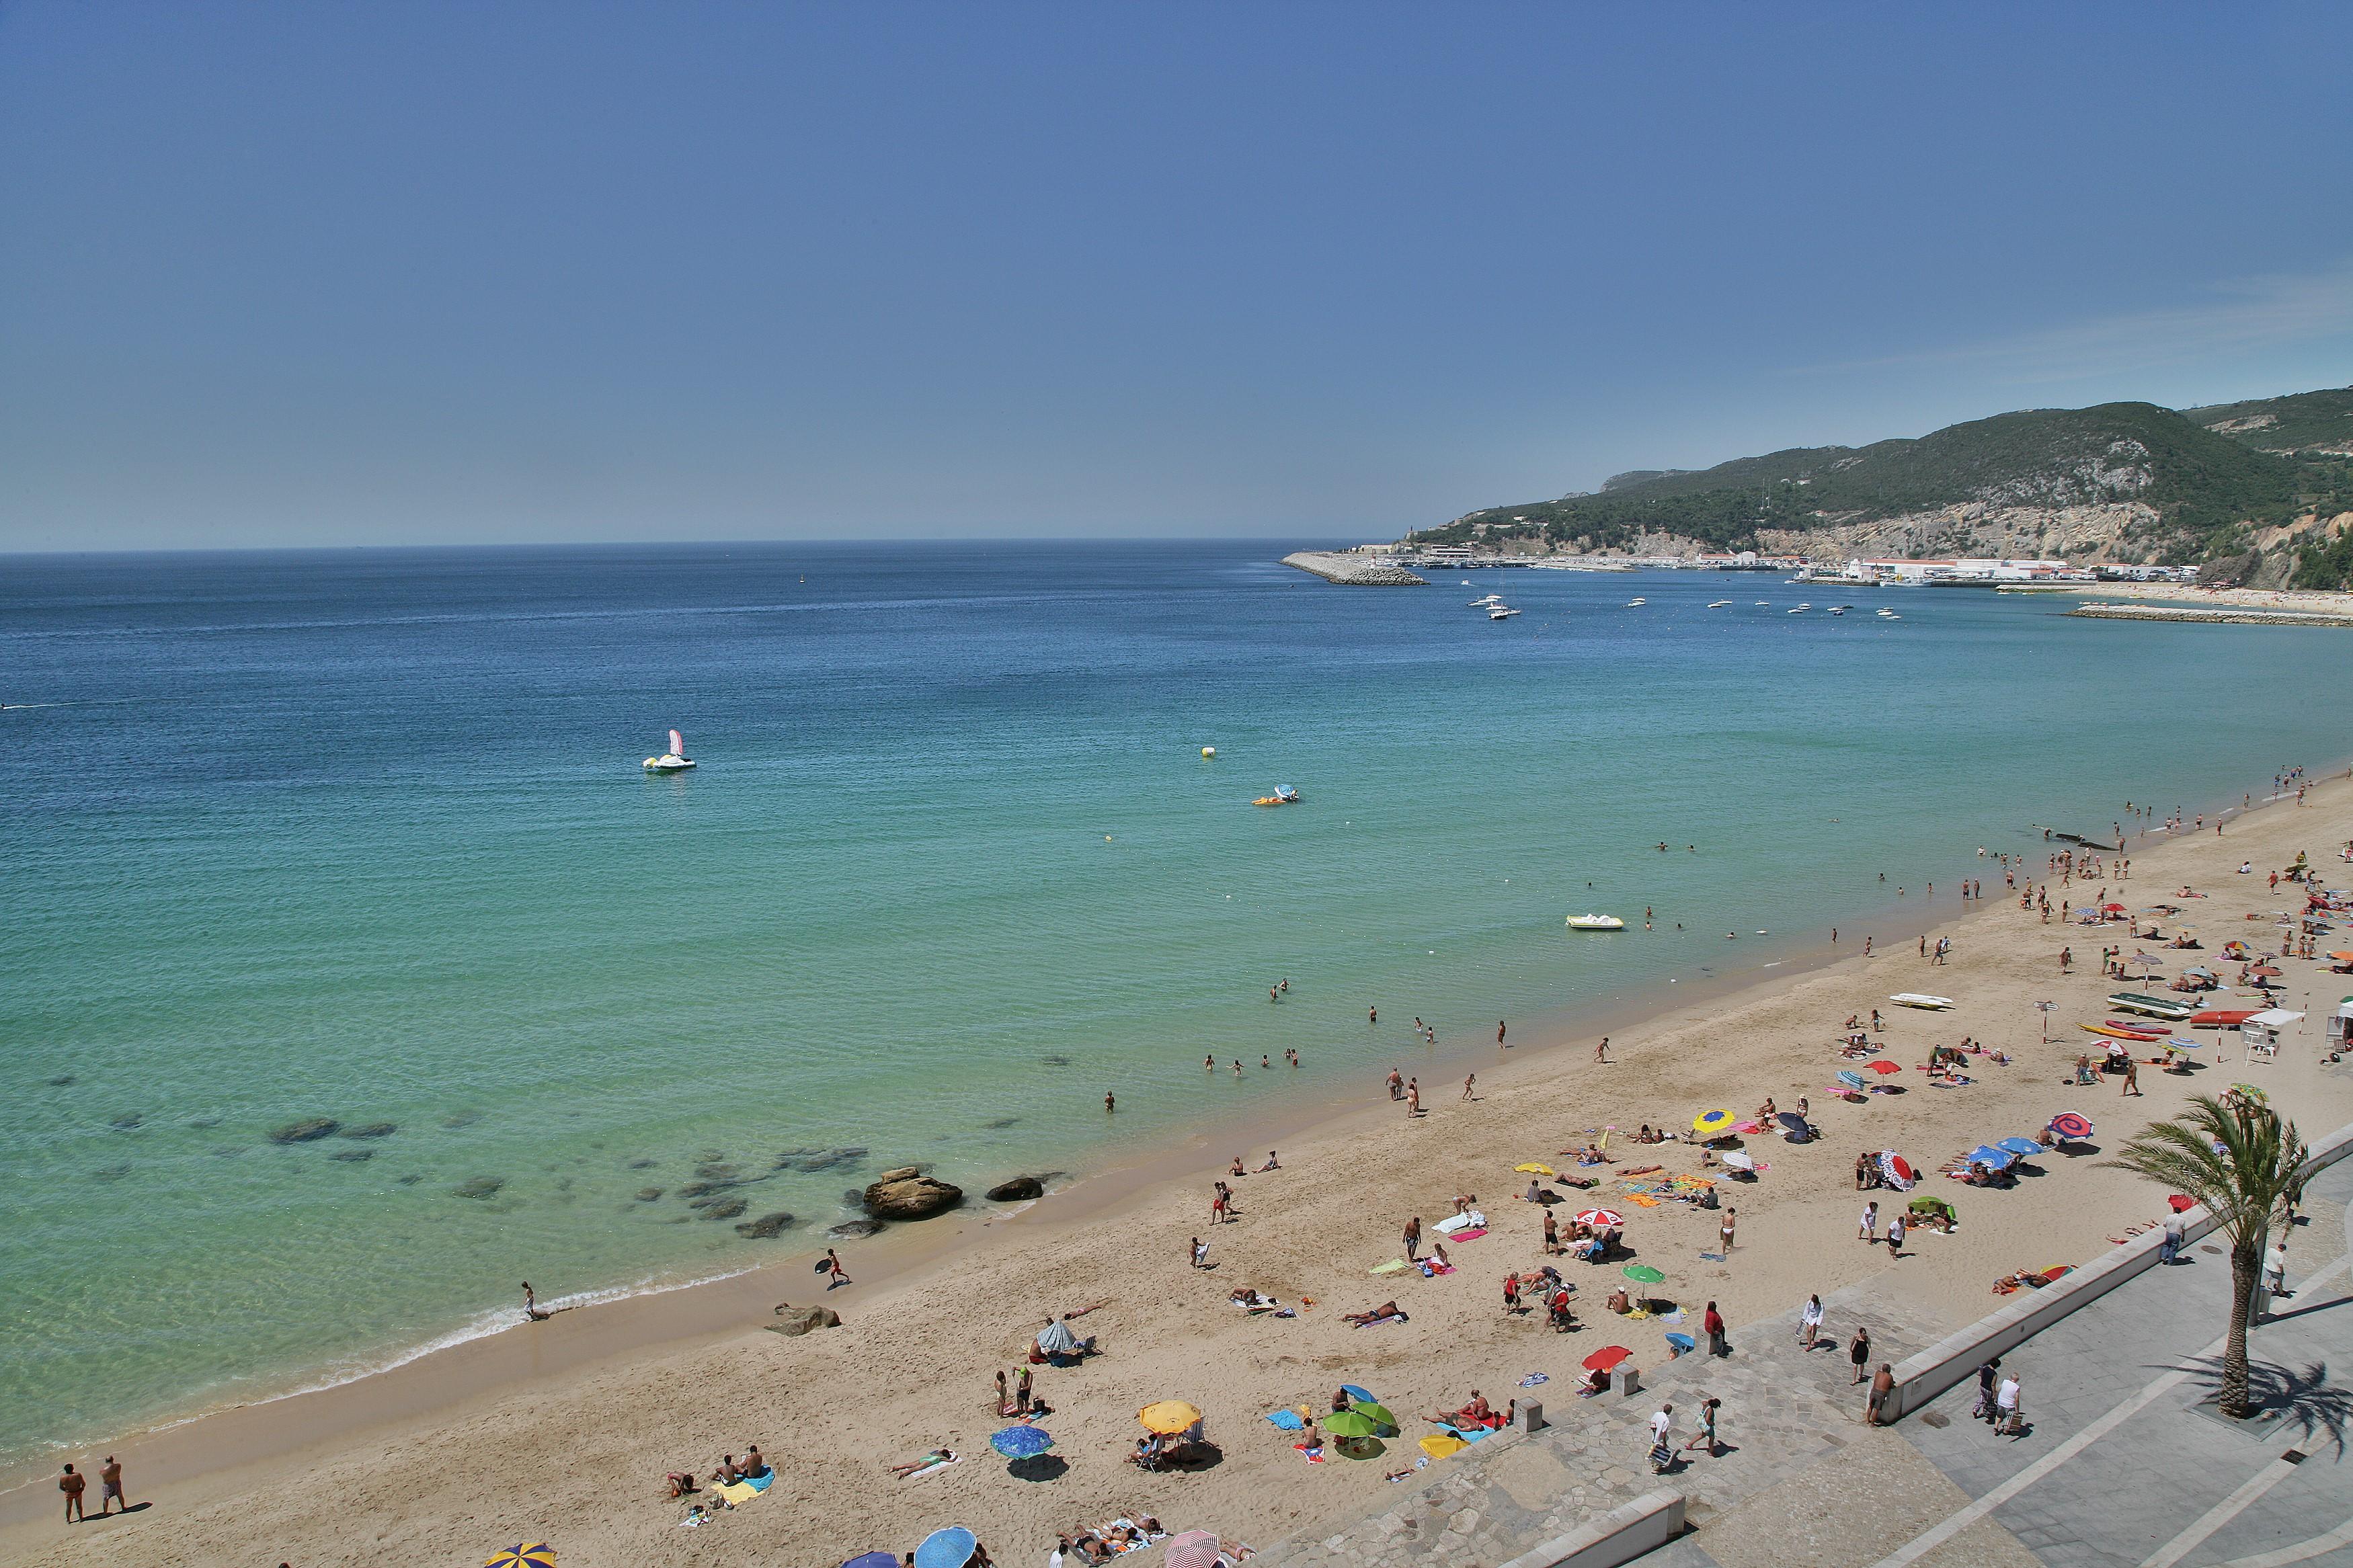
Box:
1595;1036;1611;1064
1386;1067;1403;1100
1849;1325;1872;1385
1544;1209;1561;1255
1461;1073;1476;1101
1191;1235;1209;1269
824;1248;851;1288
58;1464;85;1524
1497;1019;1508;1048
522;1280;549;1322
1860;1201;1878;1243
95;1456;126;1517
1719;1208;1736;1254
1886;1212;1907;1257
1800;1294;1824;1348
1403;1215;1423;1262
1406;1079;1421;1116
2122;1058;2141;1097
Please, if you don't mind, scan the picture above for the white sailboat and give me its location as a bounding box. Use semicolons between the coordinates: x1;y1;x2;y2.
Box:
643;729;696;772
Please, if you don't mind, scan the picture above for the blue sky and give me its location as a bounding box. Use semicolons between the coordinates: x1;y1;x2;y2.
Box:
3;3;2350;550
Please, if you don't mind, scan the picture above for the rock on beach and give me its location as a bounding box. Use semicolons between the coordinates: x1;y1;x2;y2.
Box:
863;1171;963;1221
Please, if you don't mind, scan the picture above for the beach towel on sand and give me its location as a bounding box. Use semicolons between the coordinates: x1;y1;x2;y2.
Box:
1370;1259;1408;1274
1266;1409;1308;1430
713;1474;771;1505
1449;1228;1488;1241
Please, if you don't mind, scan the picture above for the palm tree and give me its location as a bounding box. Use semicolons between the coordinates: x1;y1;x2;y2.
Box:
2110;1095;2307;1417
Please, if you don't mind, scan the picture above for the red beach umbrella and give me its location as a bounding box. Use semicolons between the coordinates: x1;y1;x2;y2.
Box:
1865;1061;1901;1075
1582;1345;1632;1371
1573;1209;1624;1227
2048;1112;2095;1142
2167;1194;2196;1212
2102;903;2126;912
2248;964;2282;977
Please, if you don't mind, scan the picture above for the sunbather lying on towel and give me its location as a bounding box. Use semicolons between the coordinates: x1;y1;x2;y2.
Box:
1344;1301;1408;1327
888;1448;957;1479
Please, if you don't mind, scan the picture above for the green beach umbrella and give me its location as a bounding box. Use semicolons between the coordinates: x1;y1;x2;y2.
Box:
1321;1409;1382;1438
1622;1264;1667;1284
1349;1400;1398;1433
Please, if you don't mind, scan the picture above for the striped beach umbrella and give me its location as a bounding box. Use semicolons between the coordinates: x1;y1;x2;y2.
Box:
1164;1533;1224;1568
1573;1208;1622;1227
1837;1069;1868;1089
484;1549;556;1568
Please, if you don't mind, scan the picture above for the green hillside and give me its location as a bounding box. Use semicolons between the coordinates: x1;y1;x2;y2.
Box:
1419;387;2353;568
2184;386;2353;454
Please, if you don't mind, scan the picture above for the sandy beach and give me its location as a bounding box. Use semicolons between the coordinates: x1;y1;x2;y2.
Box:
5;774;2350;1568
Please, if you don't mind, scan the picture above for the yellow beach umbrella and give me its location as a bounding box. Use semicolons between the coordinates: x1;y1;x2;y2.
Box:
485;1548;556;1568
1513;1162;1556;1176
1692;1109;1736;1137
1418;1433;1468;1458
1140;1400;1203;1435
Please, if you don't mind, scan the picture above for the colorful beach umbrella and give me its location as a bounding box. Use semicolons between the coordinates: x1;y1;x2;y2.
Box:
1965;1145;2016;1169
1995;1137;2043;1158
2167;1194;2196;1212
1692;1109;1735;1137
2249;964;2282;977
1573;1208;1623;1227
1322;1409;1381;1438
1339;1383;1376;1403
1864;1060;1902;1075
1837;1069;1868;1089
1036;1319;1080;1354
1350;1400;1398;1432
843;1555;900;1568
1663;1331;1696;1354
1139;1400;1202;1435
1878;1151;1916;1188
1419;1434;1468;1458
1582;1345;1632;1371
1514;1162;1556;1175
990;1425;1055;1459
484;1549;556;1568
914;1528;980;1568
1164;1533;1224;1568
1622;1264;1667;1284
1907;1196;1954;1218
2049;1112;2094;1141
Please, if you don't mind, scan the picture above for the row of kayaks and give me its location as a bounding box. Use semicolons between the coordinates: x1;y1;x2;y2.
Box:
2106;993;2259;1026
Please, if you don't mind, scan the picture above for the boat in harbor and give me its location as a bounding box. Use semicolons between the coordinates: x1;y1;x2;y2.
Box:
1567;913;1626;931
643;729;695;772
1489;606;1521;618
1708;600;1732;608
1624;597;1646;607
1468;593;1503;606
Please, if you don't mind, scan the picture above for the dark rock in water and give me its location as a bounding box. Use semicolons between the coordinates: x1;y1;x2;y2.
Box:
92;1163;132;1182
767;1305;840;1336
330;1149;374;1162
874;1163;932;1183
47;1075;76;1087
680;1180;735;1200
627;1158;657;1169
787;1148;865;1173
188;1116;222;1129
698;1198;748;1221
863;1173;963;1221
1040;1055;1072;1067
842;1188;865;1206
982;1117;1020;1130
827;1219;885;1240
694;1161;742;1182
635;1187;664;1202
441;1110;481;1128
270;1118;340;1144
395;1173;424;1185
110;1112;145;1130
735;1211;799;1238
985;1175;1045;1202
340;1122;397;1139
451;1175;504;1200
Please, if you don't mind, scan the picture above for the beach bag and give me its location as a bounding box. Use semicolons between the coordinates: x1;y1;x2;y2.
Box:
1648;1441;1673;1473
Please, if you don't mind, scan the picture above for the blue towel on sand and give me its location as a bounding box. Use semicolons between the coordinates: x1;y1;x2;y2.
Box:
1266;1410;1306;1430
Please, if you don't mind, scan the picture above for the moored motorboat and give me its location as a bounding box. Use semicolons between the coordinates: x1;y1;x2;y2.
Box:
643;729;695;772
1707;600;1732;608
1489;606;1521;618
1567;913;1626;932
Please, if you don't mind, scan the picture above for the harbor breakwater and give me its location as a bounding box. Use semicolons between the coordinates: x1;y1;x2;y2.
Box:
1281;550;1427;585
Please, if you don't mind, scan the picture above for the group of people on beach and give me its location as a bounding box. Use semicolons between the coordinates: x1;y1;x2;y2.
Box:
56;1457;129;1522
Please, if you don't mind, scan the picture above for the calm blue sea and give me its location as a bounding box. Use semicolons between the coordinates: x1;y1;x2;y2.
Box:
2;540;2345;1465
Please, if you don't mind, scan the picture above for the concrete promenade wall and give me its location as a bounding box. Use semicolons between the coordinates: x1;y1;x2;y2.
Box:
1494;1492;1685;1568
1877;1115;2353;1421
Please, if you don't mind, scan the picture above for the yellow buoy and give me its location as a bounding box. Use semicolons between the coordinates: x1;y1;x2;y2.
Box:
1201;746;1215;758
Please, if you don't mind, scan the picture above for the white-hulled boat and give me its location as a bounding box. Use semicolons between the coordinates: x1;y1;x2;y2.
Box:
1567;913;1626;931
1624;597;1647;607
643;729;696;772
1888;993;1954;1010
1488;606;1521;618
1708;600;1732;608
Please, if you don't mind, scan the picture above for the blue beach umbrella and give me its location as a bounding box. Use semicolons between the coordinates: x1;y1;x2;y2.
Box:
1965;1145;2016;1169
1663;1331;1696;1355
915;1528;980;1568
1995;1137;2043;1159
1340;1383;1377;1403
990;1426;1055;1459
1836;1070;1868;1090
843;1555;900;1568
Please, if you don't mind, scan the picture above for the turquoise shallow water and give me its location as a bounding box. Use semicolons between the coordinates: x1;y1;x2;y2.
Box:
2;540;2347;1464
